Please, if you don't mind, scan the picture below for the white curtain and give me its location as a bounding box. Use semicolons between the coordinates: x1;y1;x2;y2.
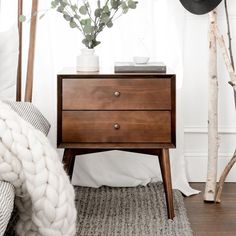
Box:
71;0;199;196
0;0;199;196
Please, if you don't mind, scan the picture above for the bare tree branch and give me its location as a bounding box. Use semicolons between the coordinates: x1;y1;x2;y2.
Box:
215;0;236;202
224;0;235;70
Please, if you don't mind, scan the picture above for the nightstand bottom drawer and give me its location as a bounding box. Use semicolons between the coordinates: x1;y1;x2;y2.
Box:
62;111;171;143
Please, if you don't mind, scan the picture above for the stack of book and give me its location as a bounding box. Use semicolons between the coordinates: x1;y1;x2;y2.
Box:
114;62;166;73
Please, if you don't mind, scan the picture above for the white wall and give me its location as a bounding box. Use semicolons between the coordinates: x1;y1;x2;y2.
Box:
183;1;236;181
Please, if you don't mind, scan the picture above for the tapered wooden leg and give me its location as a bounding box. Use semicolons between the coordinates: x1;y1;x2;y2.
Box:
63;148;76;180
158;148;175;219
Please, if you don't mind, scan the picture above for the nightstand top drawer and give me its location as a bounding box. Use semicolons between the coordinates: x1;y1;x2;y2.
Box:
62;79;172;110
62;111;171;143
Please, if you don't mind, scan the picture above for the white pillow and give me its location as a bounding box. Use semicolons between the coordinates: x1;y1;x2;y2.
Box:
0;26;18;101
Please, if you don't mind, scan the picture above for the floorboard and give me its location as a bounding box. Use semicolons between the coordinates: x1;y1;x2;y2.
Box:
184;183;236;236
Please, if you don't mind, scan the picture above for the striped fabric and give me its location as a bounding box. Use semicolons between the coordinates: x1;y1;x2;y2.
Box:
0;101;51;235
0;182;15;236
3;101;51;136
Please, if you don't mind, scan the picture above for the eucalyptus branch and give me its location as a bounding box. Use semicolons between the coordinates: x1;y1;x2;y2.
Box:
67;0;84;32
20;0;138;49
105;0;110;7
110;6;122;21
64;7;84;33
82;0;96;24
112;10;124;22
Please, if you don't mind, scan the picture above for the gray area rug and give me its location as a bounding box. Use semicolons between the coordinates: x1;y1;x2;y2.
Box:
75;182;192;236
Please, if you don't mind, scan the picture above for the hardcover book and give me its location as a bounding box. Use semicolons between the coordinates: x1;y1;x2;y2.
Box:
114;62;166;73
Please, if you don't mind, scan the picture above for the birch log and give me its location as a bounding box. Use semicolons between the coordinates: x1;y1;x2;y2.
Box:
204;10;219;202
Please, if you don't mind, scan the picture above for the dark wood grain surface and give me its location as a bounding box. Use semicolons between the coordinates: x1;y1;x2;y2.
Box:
185;183;236;236
57;71;176;219
62;111;171;143
57;73;176;148
63;79;171;110
159;149;174;219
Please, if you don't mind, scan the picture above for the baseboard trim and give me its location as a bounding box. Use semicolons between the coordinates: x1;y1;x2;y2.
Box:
184;126;236;134
185;152;233;158
186;153;236;182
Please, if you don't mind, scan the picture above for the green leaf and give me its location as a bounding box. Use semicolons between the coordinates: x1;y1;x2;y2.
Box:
59;0;67;8
82;38;90;47
94;8;102;17
84;25;93;34
121;2;128;13
85;34;93;40
79;5;88;15
19;15;26;22
111;0;120;9
106;21;113;28
71;4;78;11
128;0;137;9
123;8;128;13
103;5;109;13
80;19;86;25
101;14;110;24
63;13;71;21
51;1;59;8
74;14;80;20
97;0;101;8
70;20;77;28
39;13;46;19
57;6;64;13
60;0;68;7
80;18;91;26
92;40;101;47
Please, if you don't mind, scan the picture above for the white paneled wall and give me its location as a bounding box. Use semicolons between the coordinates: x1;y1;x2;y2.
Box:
183;0;236;181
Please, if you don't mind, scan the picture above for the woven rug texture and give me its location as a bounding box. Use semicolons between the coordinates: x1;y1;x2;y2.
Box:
75;182;192;236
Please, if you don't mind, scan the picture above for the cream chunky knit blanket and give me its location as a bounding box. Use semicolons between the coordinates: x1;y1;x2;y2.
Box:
0;101;76;236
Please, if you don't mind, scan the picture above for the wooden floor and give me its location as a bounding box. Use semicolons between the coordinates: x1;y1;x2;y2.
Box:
184;183;236;236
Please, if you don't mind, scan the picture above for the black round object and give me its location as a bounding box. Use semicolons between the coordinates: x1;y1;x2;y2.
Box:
179;0;222;15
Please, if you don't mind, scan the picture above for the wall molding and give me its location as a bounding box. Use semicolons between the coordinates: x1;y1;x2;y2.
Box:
184;126;236;134
185;152;236;182
184;152;233;158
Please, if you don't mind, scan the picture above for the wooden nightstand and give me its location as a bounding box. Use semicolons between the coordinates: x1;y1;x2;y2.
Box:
57;68;176;219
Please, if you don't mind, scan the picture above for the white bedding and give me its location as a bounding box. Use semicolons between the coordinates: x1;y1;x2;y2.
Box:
72;151;161;188
72;149;199;197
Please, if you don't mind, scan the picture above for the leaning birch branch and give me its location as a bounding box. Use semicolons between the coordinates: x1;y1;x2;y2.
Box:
215;0;236;202
215;149;236;202
204;10;219;202
214;25;236;94
224;0;235;70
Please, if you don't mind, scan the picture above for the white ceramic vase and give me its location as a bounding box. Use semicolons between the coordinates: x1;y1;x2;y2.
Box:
76;48;99;72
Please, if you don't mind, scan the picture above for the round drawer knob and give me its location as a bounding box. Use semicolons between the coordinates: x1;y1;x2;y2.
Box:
114;123;120;130
114;91;121;97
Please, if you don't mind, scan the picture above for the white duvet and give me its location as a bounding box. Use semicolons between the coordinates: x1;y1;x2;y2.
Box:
72;149;200;196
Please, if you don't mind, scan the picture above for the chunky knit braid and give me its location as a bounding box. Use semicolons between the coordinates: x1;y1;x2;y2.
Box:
0;101;76;236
